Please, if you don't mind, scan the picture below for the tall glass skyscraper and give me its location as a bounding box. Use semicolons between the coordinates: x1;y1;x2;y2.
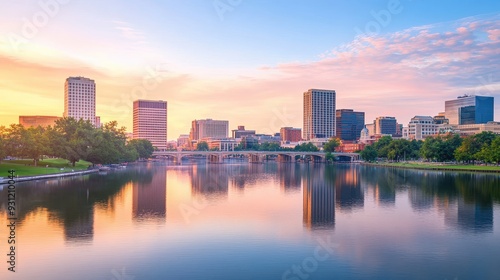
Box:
303;89;336;140
336;109;365;141
444;95;494;125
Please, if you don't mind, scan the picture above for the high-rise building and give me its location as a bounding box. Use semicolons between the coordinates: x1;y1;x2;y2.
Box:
64;77;96;125
190;119;228;141
335;109;365;141
133;100;168;150
445;95;494;125
303;89;336;140
19;116;61;128
280;127;302;142
374;116;397;135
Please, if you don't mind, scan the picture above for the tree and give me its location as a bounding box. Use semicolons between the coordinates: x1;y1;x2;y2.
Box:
386;139;413;162
294;142;319;152
325;152;335;163
128;139;154;159
373;136;392;158
196;141;209;151
475;135;500;164
489;137;500;164
442;133;462;161
259;142;280;151
323;138;340;153
0;126;7;161
360;145;377;162
50;118;95;166
5;124;47;166
421;136;443;161
454;135;479;163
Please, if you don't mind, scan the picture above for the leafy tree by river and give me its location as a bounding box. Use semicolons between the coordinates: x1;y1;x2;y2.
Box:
360;132;499;164
1;117;153;166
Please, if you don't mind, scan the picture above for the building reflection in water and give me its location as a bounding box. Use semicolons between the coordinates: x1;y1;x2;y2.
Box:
278;164;302;193
64;205;94;242
444;196;493;233
191;165;229;199
335;166;363;211
132;167;167;221
303;167;335;230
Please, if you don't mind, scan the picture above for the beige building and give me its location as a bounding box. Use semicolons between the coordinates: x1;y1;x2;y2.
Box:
303;89;336;140
133;100;168;150
453;122;500;136
406;116;439;140
19;116;61;128
64;76;97;125
189;119;228;141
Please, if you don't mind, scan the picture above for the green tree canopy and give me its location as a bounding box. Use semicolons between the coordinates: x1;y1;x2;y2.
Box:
128;139;154;159
360;145;377;162
294;142;319;152
323;138;340;153
196;141;209;151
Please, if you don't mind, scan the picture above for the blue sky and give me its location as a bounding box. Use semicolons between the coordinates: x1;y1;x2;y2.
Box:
0;0;499;138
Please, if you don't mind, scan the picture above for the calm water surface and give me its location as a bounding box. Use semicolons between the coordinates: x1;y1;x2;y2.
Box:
1;162;499;280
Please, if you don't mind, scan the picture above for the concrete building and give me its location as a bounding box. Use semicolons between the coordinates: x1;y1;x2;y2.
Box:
206;138;238;151
19;116;61;128
303;89;336;140
374;116;397;135
133;100;168;151
231;126;256;139
177;134;190;149
433;112;449;124
445;95;494;125
64;77;97;126
406;116;439;140
453;122;500;136
190;119;228;141
365;123;375;137
280;127;302;142
335;109;365;141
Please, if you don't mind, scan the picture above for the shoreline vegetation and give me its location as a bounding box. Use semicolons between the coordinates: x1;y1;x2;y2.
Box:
0;158;91;176
362;161;500;173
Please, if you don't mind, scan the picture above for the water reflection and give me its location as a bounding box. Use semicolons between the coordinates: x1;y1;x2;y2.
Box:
278;164;302;193
0;168;149;244
359;167;396;206
302;166;335;230
335;165;364;212
191;165;229;199
0;163;499;279
132;166;167;222
358;166;498;233
444;196;493;233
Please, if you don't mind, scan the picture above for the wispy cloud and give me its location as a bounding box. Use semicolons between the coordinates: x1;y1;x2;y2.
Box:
0;14;498;138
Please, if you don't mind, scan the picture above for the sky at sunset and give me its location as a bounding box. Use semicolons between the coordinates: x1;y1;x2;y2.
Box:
0;0;499;139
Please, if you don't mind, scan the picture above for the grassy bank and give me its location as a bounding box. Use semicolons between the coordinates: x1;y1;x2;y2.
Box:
0;158;92;177
365;162;500;173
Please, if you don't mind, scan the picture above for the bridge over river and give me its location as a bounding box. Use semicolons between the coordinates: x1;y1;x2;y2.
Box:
152;150;360;164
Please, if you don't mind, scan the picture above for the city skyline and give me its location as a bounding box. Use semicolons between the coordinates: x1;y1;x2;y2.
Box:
1;1;499;140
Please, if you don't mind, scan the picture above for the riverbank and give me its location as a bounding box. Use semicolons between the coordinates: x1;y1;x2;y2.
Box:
0;158;91;176
362;162;500;173
0;169;99;185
